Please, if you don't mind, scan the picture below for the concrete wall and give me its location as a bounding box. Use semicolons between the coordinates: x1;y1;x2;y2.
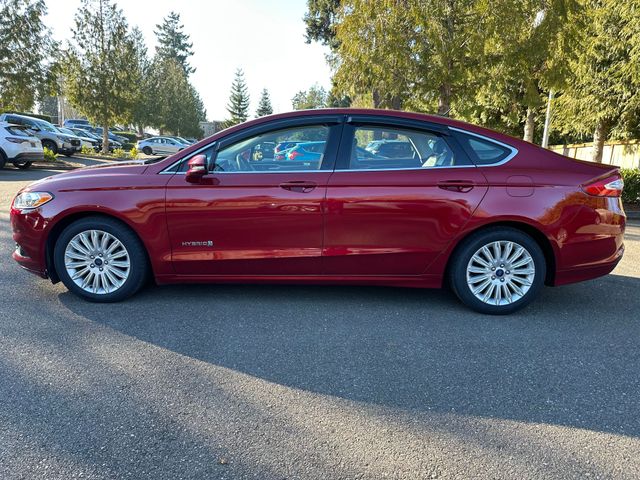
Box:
550;141;640;169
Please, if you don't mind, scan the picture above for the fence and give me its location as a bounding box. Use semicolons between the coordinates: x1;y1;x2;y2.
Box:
549;141;640;169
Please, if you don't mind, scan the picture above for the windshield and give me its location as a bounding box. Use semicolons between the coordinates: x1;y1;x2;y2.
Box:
35;120;58;133
57;127;75;136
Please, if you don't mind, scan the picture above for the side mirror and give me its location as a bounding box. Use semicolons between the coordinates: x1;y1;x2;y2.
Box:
185;154;208;183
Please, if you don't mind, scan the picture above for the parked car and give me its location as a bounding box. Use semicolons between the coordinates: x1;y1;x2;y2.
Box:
0;113;81;156
170;136;195;145
0;121;43;169
136;136;188;155
284;141;326;161
10;109;626;314
92;127;128;145
63;119;91;129
68;128;122;152
58;127;98;150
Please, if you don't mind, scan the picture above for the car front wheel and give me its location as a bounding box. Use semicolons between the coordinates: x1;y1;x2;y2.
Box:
449;227;546;315
53;217;149;302
142;146;152;155
13;161;33;169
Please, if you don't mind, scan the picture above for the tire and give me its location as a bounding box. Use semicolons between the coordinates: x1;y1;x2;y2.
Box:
0;150;6;169
142;146;152;155
13;161;33;169
65;152;74;157
42;139;58;155
53;216;149;302
449;227;546;315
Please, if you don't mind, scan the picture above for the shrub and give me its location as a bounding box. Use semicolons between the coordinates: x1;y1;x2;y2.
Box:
122;142;135;151
81;144;94;155
43;147;57;162
621;168;640;204
112;148;127;159
128;147;139;159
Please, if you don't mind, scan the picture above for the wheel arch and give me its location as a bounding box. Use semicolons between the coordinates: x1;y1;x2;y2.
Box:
45;210;152;284
444;220;557;286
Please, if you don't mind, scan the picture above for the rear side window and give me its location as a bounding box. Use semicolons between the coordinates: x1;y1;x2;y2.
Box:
457;132;515;166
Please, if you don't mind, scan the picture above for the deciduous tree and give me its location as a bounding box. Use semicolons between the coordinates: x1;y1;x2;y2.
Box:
292;84;328;110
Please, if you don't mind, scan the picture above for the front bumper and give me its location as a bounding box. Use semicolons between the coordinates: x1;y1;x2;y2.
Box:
10;206;49;278
9;152;45;163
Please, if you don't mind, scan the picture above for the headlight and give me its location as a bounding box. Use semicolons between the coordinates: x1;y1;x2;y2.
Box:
57;135;68;142
13;191;54;209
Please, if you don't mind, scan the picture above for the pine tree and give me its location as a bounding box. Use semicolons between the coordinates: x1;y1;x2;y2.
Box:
150;56;204;137
155;11;195;75
255;88;273;117
64;0;138;153
225;68;250;127
130;27;153;135
0;0;57;111
554;0;640;161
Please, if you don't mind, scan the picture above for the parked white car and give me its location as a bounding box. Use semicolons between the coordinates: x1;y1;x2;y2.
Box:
0;121;44;169
136;136;188;155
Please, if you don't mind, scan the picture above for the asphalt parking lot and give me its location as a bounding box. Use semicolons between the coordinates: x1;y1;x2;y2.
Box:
1;165;639;480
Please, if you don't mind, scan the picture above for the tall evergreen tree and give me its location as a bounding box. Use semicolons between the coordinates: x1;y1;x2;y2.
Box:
255;88;273;117
150;56;204;137
225;68;250;127
0;0;57;112
64;0;138;153
129;26;153;135
304;0;341;50
155;11;195;75
555;0;639;161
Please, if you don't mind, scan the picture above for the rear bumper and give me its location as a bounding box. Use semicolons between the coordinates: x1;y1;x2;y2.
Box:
555;243;624;285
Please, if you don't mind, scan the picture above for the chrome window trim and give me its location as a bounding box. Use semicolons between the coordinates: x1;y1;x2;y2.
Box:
449;127;518;167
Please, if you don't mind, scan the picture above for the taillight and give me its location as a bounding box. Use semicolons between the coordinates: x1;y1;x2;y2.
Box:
288;150;301;160
582;173;624;197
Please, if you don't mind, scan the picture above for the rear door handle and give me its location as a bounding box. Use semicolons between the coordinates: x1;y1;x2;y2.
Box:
279;181;317;193
437;180;475;193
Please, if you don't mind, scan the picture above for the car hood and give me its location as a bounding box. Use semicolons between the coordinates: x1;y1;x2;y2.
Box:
23;162;149;192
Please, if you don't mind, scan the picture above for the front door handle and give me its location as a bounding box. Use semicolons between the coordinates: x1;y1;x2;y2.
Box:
279;181;317;193
437;180;475;193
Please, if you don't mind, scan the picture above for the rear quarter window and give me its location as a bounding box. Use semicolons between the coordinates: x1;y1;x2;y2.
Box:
457;132;515;166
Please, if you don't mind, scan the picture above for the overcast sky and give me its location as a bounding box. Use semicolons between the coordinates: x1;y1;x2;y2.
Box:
45;0;333;121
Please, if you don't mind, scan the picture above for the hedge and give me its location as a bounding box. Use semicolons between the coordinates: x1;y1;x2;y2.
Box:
621;168;640;204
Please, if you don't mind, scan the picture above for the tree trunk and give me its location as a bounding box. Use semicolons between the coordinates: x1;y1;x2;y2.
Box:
591;119;609;163
523;108;535;143
372;89;381;109
438;83;451;116
102;123;109;154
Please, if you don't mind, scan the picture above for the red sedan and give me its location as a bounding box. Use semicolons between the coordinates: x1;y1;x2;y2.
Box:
10;109;625;314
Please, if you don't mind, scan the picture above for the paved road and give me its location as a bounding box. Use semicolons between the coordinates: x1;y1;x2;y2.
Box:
1;166;639;479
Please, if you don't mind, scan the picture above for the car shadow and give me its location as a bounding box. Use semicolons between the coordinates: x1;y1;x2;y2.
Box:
59;272;640;439
0;166;64;182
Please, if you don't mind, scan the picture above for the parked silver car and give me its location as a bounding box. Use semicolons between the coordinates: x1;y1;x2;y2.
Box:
0;113;81;156
136;136;189;155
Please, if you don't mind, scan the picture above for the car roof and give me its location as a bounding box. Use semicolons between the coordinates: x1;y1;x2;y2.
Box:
205;108;523;147
3;113;50;124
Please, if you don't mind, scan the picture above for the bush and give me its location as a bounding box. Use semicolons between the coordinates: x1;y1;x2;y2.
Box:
621;168;640;204
128;147;139;159
122;142;135;151
43;147;57;162
81;144;94;155
112;148;127;159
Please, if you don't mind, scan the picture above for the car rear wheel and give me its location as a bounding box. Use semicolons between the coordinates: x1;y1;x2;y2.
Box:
0;150;6;169
42;139;58;155
142;146;152;155
449;227;546;315
13;161;33;169
53;217;149;302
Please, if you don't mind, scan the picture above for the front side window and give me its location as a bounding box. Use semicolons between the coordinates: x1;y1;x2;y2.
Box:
346;125;469;170
213;125;330;172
